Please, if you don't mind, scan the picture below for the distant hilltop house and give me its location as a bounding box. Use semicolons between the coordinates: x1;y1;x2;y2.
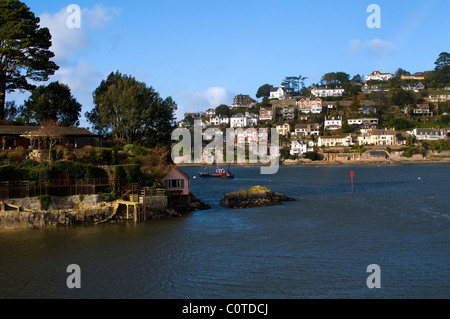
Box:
0;124;102;151
411;104;434;117
184;112;203;120
427;93;450;103
269;86;287;100
347;118;379;126
232;94;257;108
205;108;216;118
400;72;425;80
209;115;229;126
294;123;320;137
402;82;425;92
311;87;345;98
324;116;342;131
297;97;323;114
407;128;448;141
358;105;377;115
282;107;296;120
259;107;275;121
230;112;258;128
362;84;389;94
275;123;291;137
365;71;394;82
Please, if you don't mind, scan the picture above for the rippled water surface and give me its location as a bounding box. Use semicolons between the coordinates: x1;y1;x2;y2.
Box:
0;164;449;298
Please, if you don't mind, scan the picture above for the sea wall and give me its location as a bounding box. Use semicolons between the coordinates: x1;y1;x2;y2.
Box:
0;206;114;230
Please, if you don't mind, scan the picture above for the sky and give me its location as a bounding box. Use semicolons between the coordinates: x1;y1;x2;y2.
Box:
7;0;450;128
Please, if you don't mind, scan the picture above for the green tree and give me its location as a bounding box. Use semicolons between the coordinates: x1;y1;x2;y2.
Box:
434;52;450;84
22;81;82;126
215;104;231;117
0;0;59;120
392;89;416;106
86;71;177;146
256;84;273;99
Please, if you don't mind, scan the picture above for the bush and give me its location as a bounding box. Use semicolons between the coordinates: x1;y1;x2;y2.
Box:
37;195;51;210
124;144;147;157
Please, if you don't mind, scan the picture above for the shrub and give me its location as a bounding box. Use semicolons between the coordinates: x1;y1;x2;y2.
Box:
37;195;51;210
124;144;147;157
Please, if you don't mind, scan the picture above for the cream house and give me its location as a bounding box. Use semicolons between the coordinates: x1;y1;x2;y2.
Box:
318;135;353;147
357;129;397;146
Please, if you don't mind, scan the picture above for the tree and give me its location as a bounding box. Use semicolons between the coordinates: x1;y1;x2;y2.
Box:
215;104;231;117
434;52;450;84
435;52;450;70
392;89;416;107
0;0;59;120
86;71;177;146
22;81;82;126
256;84;273;99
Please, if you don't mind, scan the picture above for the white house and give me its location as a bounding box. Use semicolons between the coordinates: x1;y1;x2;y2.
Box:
402;82;425;92
311;87;345;98
269;86;287;100
205;108;216;118
290;140;315;156
324;116;342;131
357;129;397;146
407;128;448;141
230;113;258;128
347;118;379;126
230;114;247;128
209;115;229;126
318;135;353;147
365;71;394;82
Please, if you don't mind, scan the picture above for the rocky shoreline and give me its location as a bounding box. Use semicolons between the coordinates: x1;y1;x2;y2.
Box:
220;186;296;209
0;194;211;230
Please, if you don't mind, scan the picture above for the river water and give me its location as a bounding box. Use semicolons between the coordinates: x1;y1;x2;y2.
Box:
0;164;449;299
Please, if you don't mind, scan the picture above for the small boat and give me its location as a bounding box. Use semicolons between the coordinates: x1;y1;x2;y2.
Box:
199;166;234;179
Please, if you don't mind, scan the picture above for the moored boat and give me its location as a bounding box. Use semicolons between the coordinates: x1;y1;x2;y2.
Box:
199;167;234;179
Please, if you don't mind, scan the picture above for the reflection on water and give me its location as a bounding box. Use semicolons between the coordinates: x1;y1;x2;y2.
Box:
0;164;449;299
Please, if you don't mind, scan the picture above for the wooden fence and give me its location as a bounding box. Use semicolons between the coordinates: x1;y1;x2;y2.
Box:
0;179;110;200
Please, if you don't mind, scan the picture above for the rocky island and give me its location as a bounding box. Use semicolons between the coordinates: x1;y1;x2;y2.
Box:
220;186;296;209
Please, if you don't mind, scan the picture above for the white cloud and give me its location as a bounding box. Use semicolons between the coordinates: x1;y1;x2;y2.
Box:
175;87;234;120
349;38;395;58
84;5;122;29
39;5;121;64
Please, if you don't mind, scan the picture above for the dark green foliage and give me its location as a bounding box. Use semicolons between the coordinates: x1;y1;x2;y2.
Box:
303;151;321;161
86;71;177;146
37;195;51;210
22;81;82;126
123;144;147;157
0;0;59;119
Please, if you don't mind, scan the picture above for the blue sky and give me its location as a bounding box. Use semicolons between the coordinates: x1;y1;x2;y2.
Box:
9;0;450;127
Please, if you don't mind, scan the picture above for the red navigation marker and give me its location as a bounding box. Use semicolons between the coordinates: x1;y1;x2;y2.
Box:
350;171;355;192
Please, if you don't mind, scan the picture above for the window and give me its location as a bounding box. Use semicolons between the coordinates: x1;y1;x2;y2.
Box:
166;179;184;189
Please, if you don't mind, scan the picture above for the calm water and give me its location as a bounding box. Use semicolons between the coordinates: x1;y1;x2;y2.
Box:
0;164;449;299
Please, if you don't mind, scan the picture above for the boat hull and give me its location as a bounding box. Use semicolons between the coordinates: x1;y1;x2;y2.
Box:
198;174;234;179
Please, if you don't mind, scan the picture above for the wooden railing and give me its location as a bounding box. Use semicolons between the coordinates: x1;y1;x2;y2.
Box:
0;179;110;200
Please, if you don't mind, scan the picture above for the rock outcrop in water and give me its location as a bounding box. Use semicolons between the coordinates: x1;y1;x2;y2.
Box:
220;186;296;209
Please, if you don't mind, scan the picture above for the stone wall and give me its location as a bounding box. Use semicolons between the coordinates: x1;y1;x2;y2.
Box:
4;195;104;211
0;206;114;230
